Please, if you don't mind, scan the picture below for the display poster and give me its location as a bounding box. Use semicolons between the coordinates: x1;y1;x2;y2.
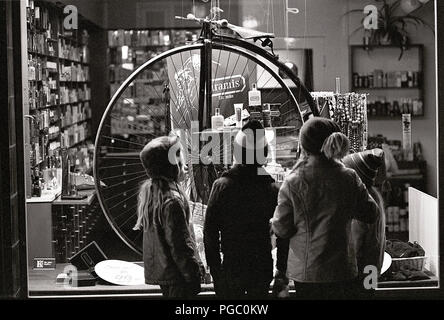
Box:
167;50;201;131
211;49;251;119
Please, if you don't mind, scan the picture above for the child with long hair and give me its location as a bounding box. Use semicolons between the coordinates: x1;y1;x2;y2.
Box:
271;117;378;299
133;135;201;298
343;149;386;278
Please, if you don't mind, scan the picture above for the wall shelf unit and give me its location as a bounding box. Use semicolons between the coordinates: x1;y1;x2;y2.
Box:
350;44;424;119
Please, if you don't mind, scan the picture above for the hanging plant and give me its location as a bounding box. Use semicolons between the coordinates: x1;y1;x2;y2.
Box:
346;0;434;59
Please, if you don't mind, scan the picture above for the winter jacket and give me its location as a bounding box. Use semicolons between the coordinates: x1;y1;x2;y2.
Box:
271;156;378;283
352;187;386;276
142;186;201;289
204;165;279;282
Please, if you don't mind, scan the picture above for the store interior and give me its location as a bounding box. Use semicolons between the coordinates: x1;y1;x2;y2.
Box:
2;0;439;297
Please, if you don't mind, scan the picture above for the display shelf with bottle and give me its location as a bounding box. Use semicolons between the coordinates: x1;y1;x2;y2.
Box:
25;0;94;201
350;45;424;119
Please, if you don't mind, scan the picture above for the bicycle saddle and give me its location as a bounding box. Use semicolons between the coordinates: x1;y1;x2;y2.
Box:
222;22;275;40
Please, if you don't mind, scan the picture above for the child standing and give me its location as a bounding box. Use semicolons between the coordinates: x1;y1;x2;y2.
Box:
133;135;201;298
204;120;279;299
271;118;378;299
343;148;386;277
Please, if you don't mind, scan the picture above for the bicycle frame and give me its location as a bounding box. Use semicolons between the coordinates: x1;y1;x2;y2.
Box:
196;19;319;130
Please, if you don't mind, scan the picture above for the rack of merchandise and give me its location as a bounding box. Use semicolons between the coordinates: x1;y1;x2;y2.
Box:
311;91;368;153
350;45;424;119
26;0;93;201
24;0;101;265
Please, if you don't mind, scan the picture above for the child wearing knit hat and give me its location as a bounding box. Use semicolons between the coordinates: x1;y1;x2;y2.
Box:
271;117;378;299
204;120;280;299
343;148;386;279
134;135;202;298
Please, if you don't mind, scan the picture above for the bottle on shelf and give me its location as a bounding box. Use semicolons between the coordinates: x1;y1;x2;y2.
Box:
374;99;382;116
352;72;359;88
248;83;262;107
211;108;224;131
392;99;400;116
31;169;42;197
408;71;414;87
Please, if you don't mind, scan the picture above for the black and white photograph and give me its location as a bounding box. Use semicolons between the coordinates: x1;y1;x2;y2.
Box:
1;0;444;314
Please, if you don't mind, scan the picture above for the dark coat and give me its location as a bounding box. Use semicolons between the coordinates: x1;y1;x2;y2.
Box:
204;165;279;283
352;186;386;276
272;156;378;283
142;188;201;290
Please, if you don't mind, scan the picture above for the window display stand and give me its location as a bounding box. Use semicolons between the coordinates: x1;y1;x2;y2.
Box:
311;89;368;153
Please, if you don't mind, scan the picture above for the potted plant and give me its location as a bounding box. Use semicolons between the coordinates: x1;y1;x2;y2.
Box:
347;0;433;59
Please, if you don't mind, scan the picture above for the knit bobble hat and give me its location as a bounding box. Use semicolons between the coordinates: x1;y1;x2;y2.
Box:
343;148;385;186
299;117;342;155
139;135;180;180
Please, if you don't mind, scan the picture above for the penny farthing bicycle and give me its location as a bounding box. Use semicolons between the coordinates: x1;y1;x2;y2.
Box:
93;10;319;257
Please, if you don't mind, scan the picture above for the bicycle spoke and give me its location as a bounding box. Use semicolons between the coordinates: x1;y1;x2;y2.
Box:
100;170;147;181
98;162;143;170
217;51;240;112
100;135;146;147
103;124;157;140
167;55;197;127
101;145;142;153
104;185;141;201
103;174;147;190
153;66;190;129
113;203;138;223
179;50;199;111
108;191;139;210
131;231;143;242
213;48;223;81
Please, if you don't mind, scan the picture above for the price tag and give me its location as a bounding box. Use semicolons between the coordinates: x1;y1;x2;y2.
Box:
33;257;56;270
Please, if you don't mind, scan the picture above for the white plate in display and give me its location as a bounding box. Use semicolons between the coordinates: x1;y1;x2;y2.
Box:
94;260;145;286
381;252;392;274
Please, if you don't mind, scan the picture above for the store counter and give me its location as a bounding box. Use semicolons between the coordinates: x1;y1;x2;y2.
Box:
53;189;96;206
28;263;438;297
28;262;215;297
27;189;101;269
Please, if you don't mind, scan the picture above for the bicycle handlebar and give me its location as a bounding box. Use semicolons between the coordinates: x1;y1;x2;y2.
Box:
175;14;228;27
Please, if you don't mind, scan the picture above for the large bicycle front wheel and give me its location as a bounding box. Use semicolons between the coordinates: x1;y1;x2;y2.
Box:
94;43;304;256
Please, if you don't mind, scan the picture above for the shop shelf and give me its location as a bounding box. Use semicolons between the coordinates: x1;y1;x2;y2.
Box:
58;57;84;64
368;115;424;120
59;80;90;83
68;136;92;149
61;118;91;130
35;100;91;110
